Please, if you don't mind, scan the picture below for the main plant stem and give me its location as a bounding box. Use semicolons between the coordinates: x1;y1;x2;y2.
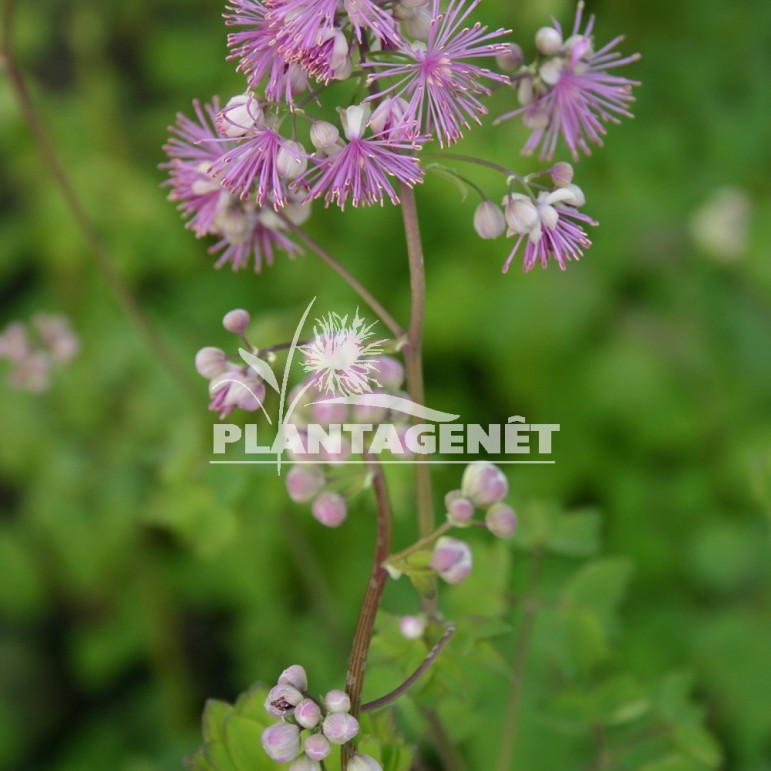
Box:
342;457;393;768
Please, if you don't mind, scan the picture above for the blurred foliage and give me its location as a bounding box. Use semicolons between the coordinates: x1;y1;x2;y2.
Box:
1;0;771;769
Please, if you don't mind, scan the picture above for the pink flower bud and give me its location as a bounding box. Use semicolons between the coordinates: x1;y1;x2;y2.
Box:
289;756;321;771
277;140;308;180
399;614;426;639
324;689;351;713
504;196;539;235
278;664;308;691
0;322;29;361
286;465;326;504
322;712;359;744
310;121;340;149
195;347;227;379
474;201;506;239
222;309;250;334
461;462;508;507
216;94;262;138
445;490;475;524
550;162;574;188
295;698;322;729
369;97;413;139
304;733;331;762
349;756;383;771
485;503;518;539
311;398;349;425
261;723;301;763
495;43;523;72
535;26;562;55
311;492;348;528
265;683;303;717
371;356;405;390
431;537;472;585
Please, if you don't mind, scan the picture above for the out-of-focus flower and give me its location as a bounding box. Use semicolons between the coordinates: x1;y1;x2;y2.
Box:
689;187;752;263
262;723;301;763
431;536;472;584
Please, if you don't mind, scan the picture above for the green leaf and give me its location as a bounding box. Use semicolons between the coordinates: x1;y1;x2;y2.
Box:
592;675;651;726
202;743;239;771
202;700;235;744
222;714;272;771
548;509;602;557
672;725;722;768
654;672;703;726
639;755;703;771
562;557;634;622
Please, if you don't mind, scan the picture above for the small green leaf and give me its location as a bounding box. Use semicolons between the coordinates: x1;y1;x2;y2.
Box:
202;699;234;743
202;743;239;771
563;557;634;622
672;725;722;768
548;509;602;557
639;755;703;771
223;714;272;771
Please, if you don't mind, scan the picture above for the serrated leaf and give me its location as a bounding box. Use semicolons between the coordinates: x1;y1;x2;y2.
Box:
239;348;280;393
202;699;234;743
235;684;272;723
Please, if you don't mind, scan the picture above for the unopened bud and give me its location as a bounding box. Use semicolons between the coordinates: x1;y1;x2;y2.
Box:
372;356;405;390
474;201;506;239
485;503;518;539
286;465;326;504
289;756;321;771
261;723;301;763
348;756;384;771
322;712;359;744
265;683;303;718
304;734;331;762
496;43;524;72
278;663;308;691
445;490;475;524
324;689;351;714
461;462;509;506
405;7;431;39
295;698;322;729
310;121;340;149
431;537;472;585
277;140;308;180
523;105;550;130
550;162;574;187
539;57;564;86
311;492;348;527
311;398;349;425
535;26;562;55
503;196;539;235
195;347;227;379
216;94;262;138
369;97;411;138
399;614;426;639
222;309;250;334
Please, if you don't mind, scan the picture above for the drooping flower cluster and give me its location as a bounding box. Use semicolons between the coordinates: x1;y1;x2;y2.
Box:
0;314;78;393
261;664;382;770
495;1;640;160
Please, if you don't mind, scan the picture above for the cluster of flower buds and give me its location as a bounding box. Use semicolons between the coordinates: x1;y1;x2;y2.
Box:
284;354;409;527
429;462;517;584
0;314;78;393
261;665;382;770
472;162;597;272
195;309;266;418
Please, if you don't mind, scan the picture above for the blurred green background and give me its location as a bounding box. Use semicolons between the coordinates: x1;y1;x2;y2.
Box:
1;0;770;769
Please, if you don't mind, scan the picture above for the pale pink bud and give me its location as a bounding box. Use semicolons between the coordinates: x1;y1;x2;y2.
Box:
286;465;326;504
341;104;371;141
324;689;351;713
461;462;509;507
311;399;349;425
399;614;426;639
261;723;301;763
445;490;475;524
216;94;262;137
522;105;550;130
474;201;506;239
504;196;539;235
485;503;518;539
33;314;79;363
352;401;387;423
310;121;340;149
539;57;564;86
295;698;322;729
222;309;250;334
289;756;321;771
369;97;413;139
279;663;308;691
348;756;383;771
431;537;472;585
322;712;359;744
265;683;303;717
0;322;29;360
550;162;574;188
312;492;348;527
371;356;405;390
195;347;227;379
496;43;523;72
535;26;562;55
277;140;308;180
304;734;331;762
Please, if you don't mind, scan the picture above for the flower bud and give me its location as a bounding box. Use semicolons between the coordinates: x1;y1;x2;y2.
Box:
289;756;321;771
311;491;348;527
195;347;227;379
295;698;322;729
324;689;351;713
503;196;539;235
485;503;518;539
311;398;349;425
372;356;405;390
474;201;506;239
265;683;303;718
277;140;308;180
261;723;301;763
341;104;372;141
222;309;250;334
369;97;412;138
517;75;534;106
431;537;472;585
349;756;384;771
550;162;574;187
461;462;509;506
399;614;426;639
216;94;262;138
539;57;564;86
310;121;340;150
0;322;29;360
445;490;475;525
286;465;326;504
522;105;550;130
279;663;308;691
535;26;562;55
405;6;431;39
322;712;359;744
304;734;331;762
496;43;523;72
333;55;354;80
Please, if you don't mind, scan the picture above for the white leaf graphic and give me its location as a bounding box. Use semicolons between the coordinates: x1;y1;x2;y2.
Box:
239;348;280;393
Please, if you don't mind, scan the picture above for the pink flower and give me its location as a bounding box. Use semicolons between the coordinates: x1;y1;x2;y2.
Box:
496;2;640;160
366;0;510;146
